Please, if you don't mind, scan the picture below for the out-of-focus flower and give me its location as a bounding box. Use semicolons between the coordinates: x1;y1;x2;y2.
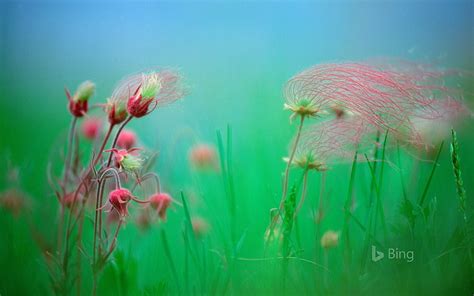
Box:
320;230;339;249
188;143;218;170
66;81;95;117
81;117;102;140
149;192;172;221
117;129;137;150
191;216;210;238
0;188;28;217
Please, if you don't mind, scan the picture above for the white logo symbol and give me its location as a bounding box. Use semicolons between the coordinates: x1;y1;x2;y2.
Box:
372;245;384;262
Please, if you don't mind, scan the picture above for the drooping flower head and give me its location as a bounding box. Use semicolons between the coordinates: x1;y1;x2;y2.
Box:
66;80;95;117
117;129;137;150
108;188;132;217
149;192;172;221
81;117;102;140
320;230;340;249
111;69;185;118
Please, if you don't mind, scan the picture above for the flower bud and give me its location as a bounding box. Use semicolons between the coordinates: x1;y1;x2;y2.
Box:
149;193;172;220
320;230;339;249
127;73;161;118
106;99;128;125
117;129;137;150
108;188;132;217
67;81;95;117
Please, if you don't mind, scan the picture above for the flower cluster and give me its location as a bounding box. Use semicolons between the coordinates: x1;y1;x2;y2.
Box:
35;68;187;293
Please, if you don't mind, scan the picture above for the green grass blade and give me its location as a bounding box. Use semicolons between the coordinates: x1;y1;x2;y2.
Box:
161;229;181;294
418;141;444;206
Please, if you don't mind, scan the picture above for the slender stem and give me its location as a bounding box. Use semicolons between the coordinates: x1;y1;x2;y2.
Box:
63;123;114;277
271;115;305;228
57;117;77;252
281;115;305;205
132;172;161;193
295;169;309;217
107;116;132;167
103;219;123;261
63;117;78;191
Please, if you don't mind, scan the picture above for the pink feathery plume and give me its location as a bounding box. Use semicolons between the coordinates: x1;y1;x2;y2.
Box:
284;62;465;141
290;117;378;170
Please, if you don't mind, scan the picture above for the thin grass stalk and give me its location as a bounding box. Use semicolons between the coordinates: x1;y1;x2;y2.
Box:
418;141;444;207
161;229;181;294
342;152;358;266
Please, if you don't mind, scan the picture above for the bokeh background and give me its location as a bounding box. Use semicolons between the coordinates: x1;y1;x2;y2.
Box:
0;0;473;295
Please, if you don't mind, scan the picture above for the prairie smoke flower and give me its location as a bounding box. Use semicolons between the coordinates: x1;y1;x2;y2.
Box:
108;188;132;217
284;62;456;135
105;98;128;125
398;98;471;151
117;129;137;150
66;81;95;117
320;230;339;249
111;69;185;118
108;148;143;173
149;192;172;220
188;143;218;170
81;117;102;140
287;118;376;171
191;216;210;238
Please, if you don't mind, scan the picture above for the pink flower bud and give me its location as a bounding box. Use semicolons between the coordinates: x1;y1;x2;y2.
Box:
149;193;172;220
66;81;95;117
106;100;128;125
81;117;102;140
109;188;132;217
127;93;154;118
68;99;88;117
117;130;137;150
